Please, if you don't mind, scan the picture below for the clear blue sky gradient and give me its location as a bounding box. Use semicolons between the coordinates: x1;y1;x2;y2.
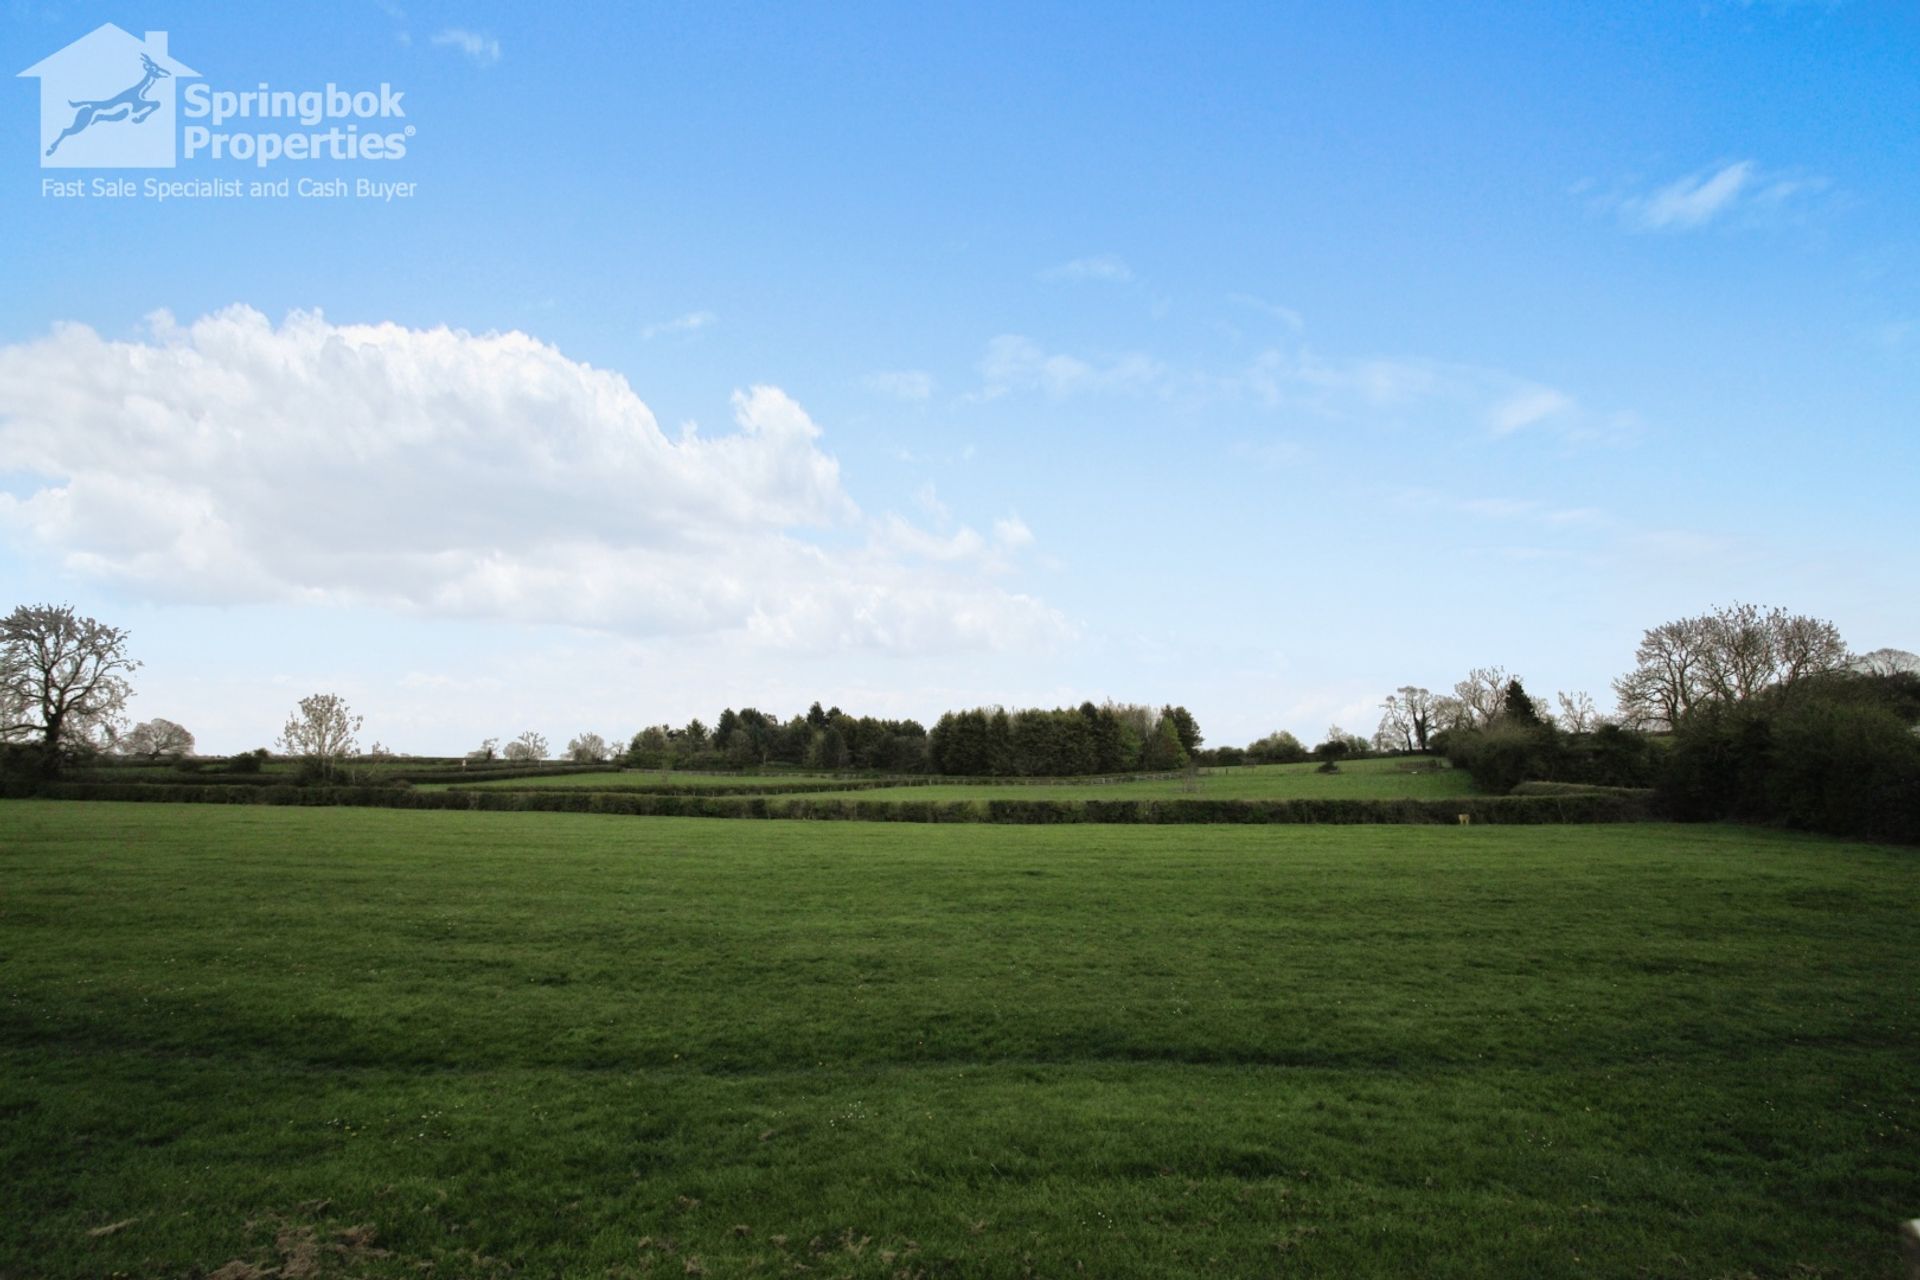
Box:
2;1;1915;753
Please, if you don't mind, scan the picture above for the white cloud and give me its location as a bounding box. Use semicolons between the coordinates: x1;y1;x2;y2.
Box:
0;307;1068;654
977;334;1163;399
1632;160;1753;230
992;516;1034;550
640;310;716;340
431;27;502;67
913;482;949;522
1610;160;1830;233
1489;385;1574;434
1232;345;1624;443
1228;293;1306;331
861;369;935;401
1040;255;1134;284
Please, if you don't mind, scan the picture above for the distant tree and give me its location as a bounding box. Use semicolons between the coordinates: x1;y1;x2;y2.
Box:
121;718;195;761
1452;667;1510;729
1;603;140;766
1502;678;1543;727
680;718;711;753
1614;604;1847;729
1162;705;1203;755
502;730;549;762
1141;713;1190;771
1429;695;1472;736
366;741;394;760
467;737;499;763
626;726;673;768
723;727;756;768
1379;686;1437;752
226;748;268;774
1555;691;1600;734
1314;727;1354;772
1851;648;1920;677
1377;695;1414;753
566;732;611;764
276;693;362;780
1247;730;1308;765
807;724;850;770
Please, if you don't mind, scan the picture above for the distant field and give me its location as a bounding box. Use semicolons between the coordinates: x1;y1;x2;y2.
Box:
792;758;1477;804
443;757;1478;802
4;801;1916;1278
429;769;849;792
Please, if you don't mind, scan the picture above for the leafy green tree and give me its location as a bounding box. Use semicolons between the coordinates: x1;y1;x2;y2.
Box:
1502;678;1543;727
1162;705;1202;755
1247;730;1307;765
1142;714;1189;771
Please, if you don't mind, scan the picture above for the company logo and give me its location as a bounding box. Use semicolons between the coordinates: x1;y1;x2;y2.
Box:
18;24;198;168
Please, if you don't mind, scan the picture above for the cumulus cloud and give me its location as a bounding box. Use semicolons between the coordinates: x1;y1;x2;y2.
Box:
1040;255;1135;284
431;28;501;67
0;307;1068;653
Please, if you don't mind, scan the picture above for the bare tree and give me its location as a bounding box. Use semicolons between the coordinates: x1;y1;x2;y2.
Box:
121;718;195;761
1554;691;1600;734
1429;694;1472;735
277;693;362;779
565;731;611;764
1377;696;1413;753
1852;648;1920;677
1452;667;1510;729
1615;604;1847;729
1379;685;1437;752
0;603;139;761
502;730;549;762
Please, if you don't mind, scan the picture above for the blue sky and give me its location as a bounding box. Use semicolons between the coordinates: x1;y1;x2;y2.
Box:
2;1;1916;754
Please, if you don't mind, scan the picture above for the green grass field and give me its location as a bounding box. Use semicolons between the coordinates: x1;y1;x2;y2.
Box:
445;758;1477;803
437;769;848;791
3;801;1916;1277
790;759;1477;804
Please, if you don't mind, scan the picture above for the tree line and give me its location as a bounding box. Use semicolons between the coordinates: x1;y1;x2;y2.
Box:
4;598;1915;841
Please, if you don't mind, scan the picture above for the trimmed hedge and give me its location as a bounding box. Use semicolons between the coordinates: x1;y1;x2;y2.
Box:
444;778;908;797
385;763;632;785
1510;782;1658;800
1;780;1653;825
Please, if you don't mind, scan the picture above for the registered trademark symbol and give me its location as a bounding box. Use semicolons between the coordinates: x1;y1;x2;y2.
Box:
405;125;416;136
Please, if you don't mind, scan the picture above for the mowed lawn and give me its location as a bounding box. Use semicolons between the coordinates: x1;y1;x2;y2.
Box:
2;804;1916;1278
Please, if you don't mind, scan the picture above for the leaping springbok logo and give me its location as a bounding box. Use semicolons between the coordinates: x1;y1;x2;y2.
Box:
45;52;169;156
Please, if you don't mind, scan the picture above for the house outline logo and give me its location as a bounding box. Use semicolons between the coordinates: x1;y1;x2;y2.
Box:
18;25;200;169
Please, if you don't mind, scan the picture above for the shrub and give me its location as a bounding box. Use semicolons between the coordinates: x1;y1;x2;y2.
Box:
1658;674;1920;843
224;749;268;774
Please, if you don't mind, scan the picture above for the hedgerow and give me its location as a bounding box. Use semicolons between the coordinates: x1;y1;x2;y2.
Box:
1;780;1653;824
